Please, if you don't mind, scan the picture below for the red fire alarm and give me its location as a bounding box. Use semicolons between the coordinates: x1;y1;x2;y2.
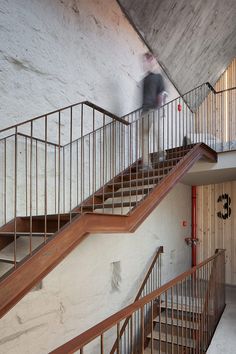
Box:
182;220;187;227
178;104;182;112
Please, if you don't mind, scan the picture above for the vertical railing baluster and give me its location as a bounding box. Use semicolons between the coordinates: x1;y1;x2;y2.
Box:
44;116;47;243
36;139;38;216
101;115;104;213
63;145;65;213
129;121;132;211
76;139;79;208
117;322;120;354
25;136;28;216
69;107;73;222
176;283;179;353
54;145;57;214
165;290;168;353
157;294;161;354
14;127;18;268
112;121;115;214
92;109;95;211
30;122;33;255
58;112;61;231
81;104;84;212
4;138;6;224
171;286;174;354
100;333;104;354
130;313;133;353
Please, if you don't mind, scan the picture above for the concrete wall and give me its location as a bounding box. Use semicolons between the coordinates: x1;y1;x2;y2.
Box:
0;0;178;129
0;183;192;353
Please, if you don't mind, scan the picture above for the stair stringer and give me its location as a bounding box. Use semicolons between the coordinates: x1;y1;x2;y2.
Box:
0;143;217;318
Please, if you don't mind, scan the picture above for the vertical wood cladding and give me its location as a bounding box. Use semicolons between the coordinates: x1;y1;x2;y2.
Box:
195;58;236;147
197;181;236;285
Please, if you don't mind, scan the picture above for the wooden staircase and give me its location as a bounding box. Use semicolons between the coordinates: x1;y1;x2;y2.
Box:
0;143;217;318
144;300;201;353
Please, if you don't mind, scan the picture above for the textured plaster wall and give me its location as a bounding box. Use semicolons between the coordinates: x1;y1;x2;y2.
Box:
0;0;178;129
0;183;192;353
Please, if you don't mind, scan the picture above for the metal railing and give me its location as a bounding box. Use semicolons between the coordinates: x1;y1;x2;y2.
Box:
50;249;225;354
0;83;235;277
110;246;163;354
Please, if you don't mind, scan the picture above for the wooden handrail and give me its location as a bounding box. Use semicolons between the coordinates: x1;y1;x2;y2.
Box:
83;101;130;125
110;246;164;354
134;246;163;301
50;249;225;354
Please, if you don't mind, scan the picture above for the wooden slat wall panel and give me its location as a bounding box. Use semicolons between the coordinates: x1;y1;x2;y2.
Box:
195;58;236;146
196;181;236;285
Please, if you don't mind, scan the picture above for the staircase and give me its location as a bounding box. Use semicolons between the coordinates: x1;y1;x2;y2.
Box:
50;249;226;354
0;85;219;319
145;299;201;353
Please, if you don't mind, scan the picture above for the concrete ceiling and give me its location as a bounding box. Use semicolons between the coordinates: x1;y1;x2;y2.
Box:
118;0;236;96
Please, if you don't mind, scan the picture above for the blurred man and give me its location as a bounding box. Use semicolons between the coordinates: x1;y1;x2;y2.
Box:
140;52;167;170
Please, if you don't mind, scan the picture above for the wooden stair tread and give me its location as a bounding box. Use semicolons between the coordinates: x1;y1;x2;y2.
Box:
0;232;54;237
0;263;13;278
166;145;195;153
144;349;165;354
121;168;171;179
21;213;79;221
152;156;182;166
81;201;138;210
95;187;153;199
162;302;202;314
154;314;199;329
0;237;44;263
110;174;165;183
107;177;163;189
147;331;195;348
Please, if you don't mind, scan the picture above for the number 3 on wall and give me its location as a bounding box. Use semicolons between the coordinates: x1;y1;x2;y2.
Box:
217;193;231;219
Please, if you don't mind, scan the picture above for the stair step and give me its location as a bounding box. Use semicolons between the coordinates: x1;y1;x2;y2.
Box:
95;187;153;200
0;263;13;278
162;302;202;314
0;236;45;263
110;173;165;183
104;194;144;204
151;156;182;165
80;201;137;211
155;314;199;329
0;232;54;237
144;349;165;354
121;168;171;180
21;213;75;220
107;176;163;189
166;145;195;154
147;331;195;348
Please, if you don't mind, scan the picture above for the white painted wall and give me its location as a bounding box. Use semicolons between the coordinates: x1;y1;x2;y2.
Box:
0;0;178;130
0;183;192;353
